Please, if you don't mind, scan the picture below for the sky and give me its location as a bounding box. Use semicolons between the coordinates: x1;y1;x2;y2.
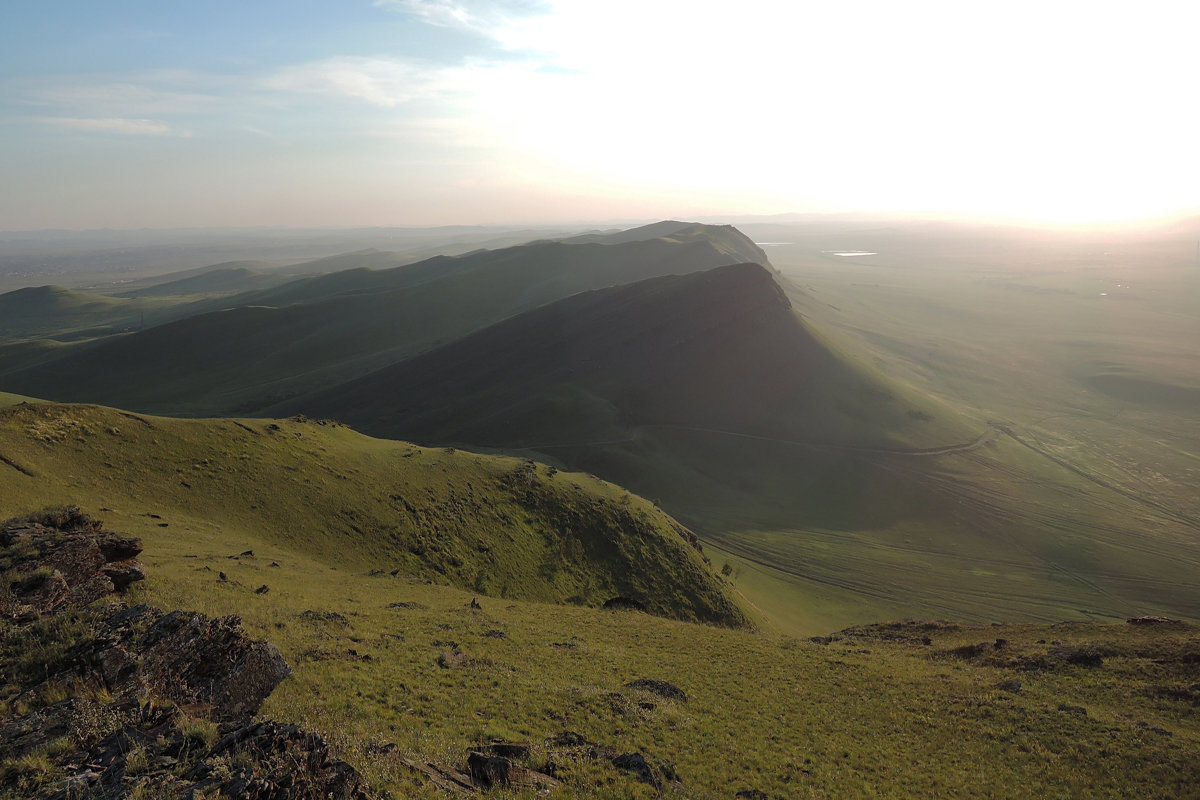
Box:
2;0;1197;230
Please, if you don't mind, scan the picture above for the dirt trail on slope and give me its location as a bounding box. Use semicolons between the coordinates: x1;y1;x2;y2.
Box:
513;424;998;458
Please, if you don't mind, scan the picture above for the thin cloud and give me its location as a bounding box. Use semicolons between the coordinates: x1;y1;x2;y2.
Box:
264;57;446;108
375;0;549;39
382;0;479;29
37;117;182;136
15;71;223;117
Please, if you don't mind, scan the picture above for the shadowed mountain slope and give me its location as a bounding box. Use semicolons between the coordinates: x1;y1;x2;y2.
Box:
0;224;770;415
234;221;768;310
287;262;964;450
277;260;1200;633
115;262;288;298
0;285;168;340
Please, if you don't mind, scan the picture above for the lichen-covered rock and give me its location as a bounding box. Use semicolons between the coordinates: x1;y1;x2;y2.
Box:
1;700;373;800
1;507;144;618
135;608;292;720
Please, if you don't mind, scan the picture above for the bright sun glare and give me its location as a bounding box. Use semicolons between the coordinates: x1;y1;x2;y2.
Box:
466;0;1199;226
2;0;1196;228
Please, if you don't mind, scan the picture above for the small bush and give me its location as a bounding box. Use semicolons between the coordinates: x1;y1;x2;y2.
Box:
124;743;151;776
5;505;89;530
0;749;60;794
182;718;220;751
69;693;131;748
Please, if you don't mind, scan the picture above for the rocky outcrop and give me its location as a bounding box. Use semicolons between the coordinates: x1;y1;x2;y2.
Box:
1;507;145;618
0;698;372;800
2;508;686;798
0;508;371;800
83;603;293;721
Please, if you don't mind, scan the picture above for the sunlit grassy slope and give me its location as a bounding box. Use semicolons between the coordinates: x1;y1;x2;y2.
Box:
124;528;1200;799
2;400;1196;797
0;401;748;626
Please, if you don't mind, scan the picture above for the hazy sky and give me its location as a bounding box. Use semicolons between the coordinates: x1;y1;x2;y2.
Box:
3;1;1196;230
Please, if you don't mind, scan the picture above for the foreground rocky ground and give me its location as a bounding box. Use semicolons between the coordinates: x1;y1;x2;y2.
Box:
6;507;1200;798
1;508;689;798
0;508;372;799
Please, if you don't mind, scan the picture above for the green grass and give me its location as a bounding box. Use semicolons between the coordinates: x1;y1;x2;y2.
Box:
2;402;1196;796
124;539;1200;799
0;393;34;408
0;402;747;626
10;514;1196;797
4;215;1200;797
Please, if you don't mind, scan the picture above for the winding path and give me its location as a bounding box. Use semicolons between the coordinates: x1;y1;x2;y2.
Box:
515;422;998;459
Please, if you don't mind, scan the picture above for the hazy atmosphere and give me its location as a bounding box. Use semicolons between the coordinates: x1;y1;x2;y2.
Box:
4;0;1197;230
3;3;1200;799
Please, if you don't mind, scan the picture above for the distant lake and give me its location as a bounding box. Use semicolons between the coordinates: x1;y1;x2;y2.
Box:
822;250;878;257
754;242;793;246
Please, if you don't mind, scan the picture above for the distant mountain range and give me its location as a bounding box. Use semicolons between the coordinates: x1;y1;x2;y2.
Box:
0;222;773;415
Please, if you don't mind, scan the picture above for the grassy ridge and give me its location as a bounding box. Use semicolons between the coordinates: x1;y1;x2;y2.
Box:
6;221;1199;639
0;401;748;626
115;262;289;298
0;225;770;415
277;259;1200;631
289;263;973;449
4;495;1195;798
0;285;172;341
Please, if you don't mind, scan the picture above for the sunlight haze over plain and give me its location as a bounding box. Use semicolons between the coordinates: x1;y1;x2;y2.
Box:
2;0;1196;229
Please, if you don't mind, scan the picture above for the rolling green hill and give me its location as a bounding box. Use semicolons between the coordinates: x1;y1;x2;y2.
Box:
120;542;1200;799
5;221;1199;798
0;400;749;627
0;285;169;341
115;261;289;297
6;493;1197;798
233;221;768;310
